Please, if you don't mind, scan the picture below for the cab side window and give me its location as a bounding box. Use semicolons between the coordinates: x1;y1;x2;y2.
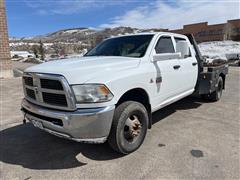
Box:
174;37;192;58
155;36;175;54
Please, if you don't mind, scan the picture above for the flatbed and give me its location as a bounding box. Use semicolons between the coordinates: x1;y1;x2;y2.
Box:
186;34;229;100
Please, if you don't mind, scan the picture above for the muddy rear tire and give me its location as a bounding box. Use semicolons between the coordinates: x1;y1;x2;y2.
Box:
209;76;223;101
201;76;223;102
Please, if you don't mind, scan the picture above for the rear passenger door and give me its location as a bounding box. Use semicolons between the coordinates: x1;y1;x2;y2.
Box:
153;35;182;104
173;37;198;93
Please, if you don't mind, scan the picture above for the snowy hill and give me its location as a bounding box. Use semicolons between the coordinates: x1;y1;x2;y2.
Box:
9;27;166;44
9;27;167;54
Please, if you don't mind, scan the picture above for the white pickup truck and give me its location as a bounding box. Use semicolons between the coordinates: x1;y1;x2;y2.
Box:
21;32;228;154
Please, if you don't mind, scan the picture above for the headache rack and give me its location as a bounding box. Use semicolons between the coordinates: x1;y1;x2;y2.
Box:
22;73;76;111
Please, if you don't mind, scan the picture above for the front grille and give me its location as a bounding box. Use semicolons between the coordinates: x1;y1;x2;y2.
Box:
22;73;75;110
40;79;63;90
23;76;33;86
26;88;36;99
42;92;68;107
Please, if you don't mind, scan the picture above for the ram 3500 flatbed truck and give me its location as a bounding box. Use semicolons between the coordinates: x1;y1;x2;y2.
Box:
21;33;228;154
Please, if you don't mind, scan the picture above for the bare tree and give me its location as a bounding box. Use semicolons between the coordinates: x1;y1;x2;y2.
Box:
39;40;45;60
32;45;39;58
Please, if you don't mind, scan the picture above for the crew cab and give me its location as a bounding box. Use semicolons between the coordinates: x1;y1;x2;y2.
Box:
21;32;228;154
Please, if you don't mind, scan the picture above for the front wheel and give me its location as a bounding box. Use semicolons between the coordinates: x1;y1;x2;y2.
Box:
108;101;149;154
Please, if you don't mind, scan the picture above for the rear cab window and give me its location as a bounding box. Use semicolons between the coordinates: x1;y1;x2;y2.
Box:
174;37;186;43
174;36;192;58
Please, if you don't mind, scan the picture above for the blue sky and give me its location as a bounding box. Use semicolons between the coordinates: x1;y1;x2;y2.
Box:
6;0;240;38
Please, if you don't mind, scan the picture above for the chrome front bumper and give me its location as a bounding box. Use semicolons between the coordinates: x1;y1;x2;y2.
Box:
21;99;115;143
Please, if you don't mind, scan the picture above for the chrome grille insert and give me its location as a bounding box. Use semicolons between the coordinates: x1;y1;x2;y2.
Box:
22;73;76;111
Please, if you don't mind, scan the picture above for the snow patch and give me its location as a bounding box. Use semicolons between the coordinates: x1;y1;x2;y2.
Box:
199;41;240;61
11;51;34;58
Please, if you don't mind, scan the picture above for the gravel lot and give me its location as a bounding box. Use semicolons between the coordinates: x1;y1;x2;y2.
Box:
0;66;239;180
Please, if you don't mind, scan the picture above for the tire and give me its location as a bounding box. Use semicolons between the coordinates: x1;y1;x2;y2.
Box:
201;94;210;100
209;76;223;101
108;101;149;154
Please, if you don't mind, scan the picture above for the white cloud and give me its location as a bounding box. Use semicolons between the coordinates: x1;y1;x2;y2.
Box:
24;0;98;15
100;0;240;29
24;0;131;15
50;0;98;15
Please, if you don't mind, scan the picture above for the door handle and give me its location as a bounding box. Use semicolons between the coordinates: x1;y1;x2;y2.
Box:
173;65;181;70
192;62;198;66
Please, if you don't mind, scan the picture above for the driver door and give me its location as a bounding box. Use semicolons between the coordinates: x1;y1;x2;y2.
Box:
152;35;182;106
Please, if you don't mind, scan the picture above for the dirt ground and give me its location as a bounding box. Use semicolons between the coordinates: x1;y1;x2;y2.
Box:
0;66;239;180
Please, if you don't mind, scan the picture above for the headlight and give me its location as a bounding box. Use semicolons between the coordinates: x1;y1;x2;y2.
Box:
72;84;113;103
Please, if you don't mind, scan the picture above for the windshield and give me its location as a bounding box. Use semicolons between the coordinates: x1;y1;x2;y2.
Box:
85;35;154;58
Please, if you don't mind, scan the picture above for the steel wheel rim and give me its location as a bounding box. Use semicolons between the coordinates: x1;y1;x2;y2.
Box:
123;115;142;143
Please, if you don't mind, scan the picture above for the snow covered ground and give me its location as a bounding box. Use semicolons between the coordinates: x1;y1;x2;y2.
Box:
11;51;34;58
198;41;240;61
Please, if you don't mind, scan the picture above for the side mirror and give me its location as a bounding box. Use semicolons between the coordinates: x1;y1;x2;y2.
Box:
153;53;181;62
176;41;189;58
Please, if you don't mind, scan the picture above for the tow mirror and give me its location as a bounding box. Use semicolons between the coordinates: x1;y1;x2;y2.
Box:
176;41;189;58
153;53;181;62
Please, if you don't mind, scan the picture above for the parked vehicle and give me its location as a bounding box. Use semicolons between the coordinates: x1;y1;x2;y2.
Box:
21;33;228;154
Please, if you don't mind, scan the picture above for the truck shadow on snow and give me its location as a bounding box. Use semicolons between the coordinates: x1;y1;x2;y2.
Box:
0;97;204;170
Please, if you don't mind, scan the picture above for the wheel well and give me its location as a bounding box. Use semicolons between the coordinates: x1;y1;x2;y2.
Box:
219;73;226;89
117;88;152;128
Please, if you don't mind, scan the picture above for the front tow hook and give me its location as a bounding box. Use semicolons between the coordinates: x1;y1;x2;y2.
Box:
21;107;27;124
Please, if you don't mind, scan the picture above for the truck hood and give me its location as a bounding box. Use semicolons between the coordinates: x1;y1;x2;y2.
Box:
25;56;140;84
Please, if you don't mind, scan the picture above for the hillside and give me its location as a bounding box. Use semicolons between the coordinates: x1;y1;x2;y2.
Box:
10;27;164;44
9;27;166;55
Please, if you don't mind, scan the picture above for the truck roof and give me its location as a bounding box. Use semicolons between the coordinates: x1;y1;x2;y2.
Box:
109;32;187;39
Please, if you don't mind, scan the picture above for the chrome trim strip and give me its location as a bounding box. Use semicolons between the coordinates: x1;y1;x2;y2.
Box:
23;73;76;111
24;85;35;90
38;88;66;94
43;128;107;143
25;85;65;94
